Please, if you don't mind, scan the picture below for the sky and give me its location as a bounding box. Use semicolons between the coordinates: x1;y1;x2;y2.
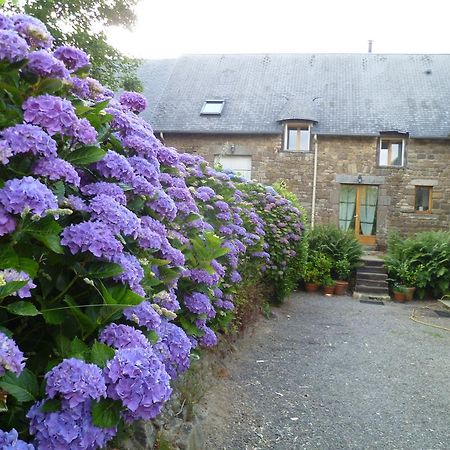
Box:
108;0;450;59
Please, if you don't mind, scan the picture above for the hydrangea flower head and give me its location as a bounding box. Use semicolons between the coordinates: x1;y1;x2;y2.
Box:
89;194;140;237
70;77;110;101
22;95;78;137
12;14;53;48
61;221;123;260
0;205;16;236
94;150;134;183
0;30;29;63
33;157;80;186
0;332;25;376
146;190;177;221
44;358;106;408
123;301;161;331
27;400;116;450
99;323;150;350
0;428;34;450
104;347;172;420
53;46;90;72
0;14;14;30
1;124;57;159
154;321;191;379
119;91;148;114
26;50;69;79
1;269;36;298
198;325;218;348
80;182;127;205
73;118;97;145
0;176;58;217
153;289;180;312
111;252;145;296
183;292;215;316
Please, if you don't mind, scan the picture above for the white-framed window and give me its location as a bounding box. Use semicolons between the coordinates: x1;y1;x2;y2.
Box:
283;123;311;152
214;155;252;180
378;139;405;167
200;100;225;115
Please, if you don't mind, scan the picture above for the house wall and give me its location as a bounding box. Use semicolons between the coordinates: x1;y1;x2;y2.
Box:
163;133;450;247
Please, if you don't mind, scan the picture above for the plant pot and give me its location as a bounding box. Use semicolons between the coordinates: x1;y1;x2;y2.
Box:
393;290;406;302
334;280;349;295
403;287;416;301
323;285;335;295
305;283;319;293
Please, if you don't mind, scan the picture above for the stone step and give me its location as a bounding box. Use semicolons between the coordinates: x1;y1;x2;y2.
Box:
354;284;390;295
355;279;389;288
358;265;387;275
356;270;388;281
360;258;385;268
353;291;391;301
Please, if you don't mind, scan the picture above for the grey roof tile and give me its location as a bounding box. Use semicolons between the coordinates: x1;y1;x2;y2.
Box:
139;53;450;138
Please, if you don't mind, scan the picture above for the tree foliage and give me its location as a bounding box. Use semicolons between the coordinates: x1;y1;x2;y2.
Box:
3;0;143;90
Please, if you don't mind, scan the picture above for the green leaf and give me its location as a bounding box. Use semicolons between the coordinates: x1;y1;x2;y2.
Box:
0;248;38;278
89;341;115;368
40;398;61;413
65;146;106;166
145;330;159;345
85;262;123;279
30;233;63;254
0;281;27;300
91;398;122;428
0;369;39;402
42;308;66;325
62;296;97;338
68;337;89;359
23;217;63;254
36;78;63;94
6;301;40;316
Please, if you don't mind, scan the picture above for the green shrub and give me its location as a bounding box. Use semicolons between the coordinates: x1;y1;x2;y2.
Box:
306;225;363;276
302;253;332;285
385;231;450;298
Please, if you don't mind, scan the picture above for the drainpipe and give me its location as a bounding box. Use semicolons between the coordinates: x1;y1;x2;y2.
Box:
311;134;318;229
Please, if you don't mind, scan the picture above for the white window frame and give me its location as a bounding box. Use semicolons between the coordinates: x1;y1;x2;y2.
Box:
378;138;406;167
283;123;311;152
200;100;225;115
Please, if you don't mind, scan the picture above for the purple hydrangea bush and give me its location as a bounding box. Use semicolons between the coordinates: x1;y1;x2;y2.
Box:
0;12;304;448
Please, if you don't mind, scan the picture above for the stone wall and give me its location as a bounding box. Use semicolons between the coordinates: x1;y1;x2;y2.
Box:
163;133;450;246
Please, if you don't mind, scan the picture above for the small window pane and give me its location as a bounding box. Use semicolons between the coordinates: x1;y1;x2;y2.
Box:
300;129;309;151
391;142;402;166
379;148;388;166
287;128;297;150
201;101;224;115
415;186;431;212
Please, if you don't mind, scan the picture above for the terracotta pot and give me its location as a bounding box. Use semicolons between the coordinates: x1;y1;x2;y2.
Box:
305;283;319;293
393;290;406;302
403;287;416;301
323;285;335;295
334;280;349;295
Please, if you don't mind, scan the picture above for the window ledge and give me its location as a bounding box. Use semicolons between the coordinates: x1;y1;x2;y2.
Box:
280;150;311;155
377;165;406;169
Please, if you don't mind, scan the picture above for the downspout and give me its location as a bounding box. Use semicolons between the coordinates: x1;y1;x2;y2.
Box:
311;134;318;228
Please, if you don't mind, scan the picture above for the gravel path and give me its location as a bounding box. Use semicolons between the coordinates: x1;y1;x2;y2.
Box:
199;293;450;450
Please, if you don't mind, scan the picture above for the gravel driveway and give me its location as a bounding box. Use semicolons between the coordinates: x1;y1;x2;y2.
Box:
199;293;450;450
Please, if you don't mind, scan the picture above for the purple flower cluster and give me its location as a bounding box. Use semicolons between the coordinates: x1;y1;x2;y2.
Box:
124;301;161;331
12;14;53;49
44;358;106;407
33;157;80;186
1;269;36;298
154;321;192;378
104;347;172;420
94;150;134;183
119;91;148;114
0;30;29;63
53;46;90;72
0;177;57;217
183;292;215;317
0;205;16;236
70;77;111;101
1;124;57;159
111;253;145;296
61;221;123;260
27;400;116;450
153;289;180;312
80;182;127;205
0;332;25;376
99;323;150;350
26;50;69;79
0;429;34;450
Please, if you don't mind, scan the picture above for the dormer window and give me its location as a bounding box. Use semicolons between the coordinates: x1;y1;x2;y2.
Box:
283;123;311;152
201;100;224;115
378;138;405;167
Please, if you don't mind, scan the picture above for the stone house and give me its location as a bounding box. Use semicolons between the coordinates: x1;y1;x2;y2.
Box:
139;54;450;248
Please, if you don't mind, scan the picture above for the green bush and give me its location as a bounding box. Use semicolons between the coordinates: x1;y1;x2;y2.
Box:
385;231;450;298
306;225;363;277
302;253;332;285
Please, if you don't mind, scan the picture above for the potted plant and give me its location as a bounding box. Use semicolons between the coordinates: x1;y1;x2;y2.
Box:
392;283;406;302
334;258;351;295
323;276;336;295
385;257;417;301
303;253;332;293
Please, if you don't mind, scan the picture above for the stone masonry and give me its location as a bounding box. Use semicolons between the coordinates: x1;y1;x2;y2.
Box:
164;133;450;247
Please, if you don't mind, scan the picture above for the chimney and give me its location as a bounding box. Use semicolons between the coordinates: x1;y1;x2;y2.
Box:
368;40;373;53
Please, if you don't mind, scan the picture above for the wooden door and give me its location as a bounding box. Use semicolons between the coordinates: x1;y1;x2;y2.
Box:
339;185;378;245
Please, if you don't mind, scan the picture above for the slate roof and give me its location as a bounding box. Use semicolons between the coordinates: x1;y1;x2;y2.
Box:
139;53;450;138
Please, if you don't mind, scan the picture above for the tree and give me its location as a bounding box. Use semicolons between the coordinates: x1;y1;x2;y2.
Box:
4;0;143;90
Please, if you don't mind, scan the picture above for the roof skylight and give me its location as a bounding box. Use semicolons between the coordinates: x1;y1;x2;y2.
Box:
201;100;224;115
